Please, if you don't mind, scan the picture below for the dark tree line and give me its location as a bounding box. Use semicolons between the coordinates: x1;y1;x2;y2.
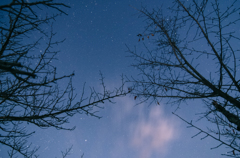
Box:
127;0;240;157
0;0;127;157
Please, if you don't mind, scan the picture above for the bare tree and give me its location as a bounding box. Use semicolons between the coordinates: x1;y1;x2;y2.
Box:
0;0;128;157
127;0;240;157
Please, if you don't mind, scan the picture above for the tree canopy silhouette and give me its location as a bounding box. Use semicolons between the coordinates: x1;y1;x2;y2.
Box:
127;0;240;157
0;0;127;157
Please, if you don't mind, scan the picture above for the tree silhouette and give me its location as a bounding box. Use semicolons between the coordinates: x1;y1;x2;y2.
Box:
127;0;240;157
0;1;127;157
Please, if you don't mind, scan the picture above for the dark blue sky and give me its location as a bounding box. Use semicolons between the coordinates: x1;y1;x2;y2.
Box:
0;0;237;157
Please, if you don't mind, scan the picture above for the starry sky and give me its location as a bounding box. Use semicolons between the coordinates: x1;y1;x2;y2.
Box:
0;0;237;158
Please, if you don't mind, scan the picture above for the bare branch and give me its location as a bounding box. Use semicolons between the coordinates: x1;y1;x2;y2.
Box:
127;0;240;157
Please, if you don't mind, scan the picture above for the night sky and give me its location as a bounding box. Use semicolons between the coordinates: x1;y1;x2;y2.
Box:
0;0;237;158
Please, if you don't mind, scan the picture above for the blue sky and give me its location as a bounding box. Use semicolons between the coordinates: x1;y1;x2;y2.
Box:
0;0;237;157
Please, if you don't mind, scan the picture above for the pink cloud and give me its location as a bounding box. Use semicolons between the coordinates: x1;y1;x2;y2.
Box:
108;95;180;158
130;106;179;158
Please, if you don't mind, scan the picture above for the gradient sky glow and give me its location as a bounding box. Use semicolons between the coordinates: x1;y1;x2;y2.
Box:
0;0;238;158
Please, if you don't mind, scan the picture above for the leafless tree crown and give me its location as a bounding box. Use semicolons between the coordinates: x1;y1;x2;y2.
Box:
0;1;127;157
127;0;240;157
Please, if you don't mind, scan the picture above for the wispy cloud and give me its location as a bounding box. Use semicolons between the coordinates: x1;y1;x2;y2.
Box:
130;105;178;158
110;96;181;158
